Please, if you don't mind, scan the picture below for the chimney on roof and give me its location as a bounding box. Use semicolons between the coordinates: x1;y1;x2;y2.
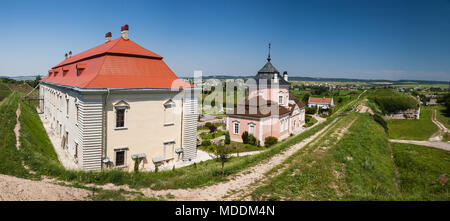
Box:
121;24;129;40
283;71;288;81
105;32;112;42
69;51;72;58
65;53;68;59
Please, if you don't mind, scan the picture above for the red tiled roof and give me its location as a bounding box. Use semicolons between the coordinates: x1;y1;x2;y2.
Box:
41;37;192;89
308;97;333;104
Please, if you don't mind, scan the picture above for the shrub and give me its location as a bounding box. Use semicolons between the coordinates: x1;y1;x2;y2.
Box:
264;136;278;147
208;124;217;133
201;140;211;146
204;122;212;128
248;134;257;145
242;131;249;144
224;131;230;144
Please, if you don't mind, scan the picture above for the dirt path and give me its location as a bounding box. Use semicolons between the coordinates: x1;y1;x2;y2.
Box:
0;174;90;201
14;103;21;149
429;109;449;142
389;139;450;151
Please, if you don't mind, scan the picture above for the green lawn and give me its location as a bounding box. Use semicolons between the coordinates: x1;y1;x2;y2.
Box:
391;143;450;200
387;106;438;140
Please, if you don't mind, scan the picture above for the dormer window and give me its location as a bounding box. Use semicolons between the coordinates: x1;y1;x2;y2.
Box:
114;100;130;129
76;63;86;76
62;67;69;76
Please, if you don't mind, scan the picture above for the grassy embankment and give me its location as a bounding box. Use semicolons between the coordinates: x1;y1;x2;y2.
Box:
0;82;11;103
435;105;450;142
251;112;450;200
387;106;438;140
8;92;340;190
252;113;400;200
391;142;450;200
0;92;30;177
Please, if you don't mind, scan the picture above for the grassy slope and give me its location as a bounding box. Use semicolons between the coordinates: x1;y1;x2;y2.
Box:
0;92;29;177
251;113;399;200
14;96;338;190
391;143;450;200
435;105;450;129
387;106;438;140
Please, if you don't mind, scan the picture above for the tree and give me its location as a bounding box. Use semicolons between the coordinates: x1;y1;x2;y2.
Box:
213;143;232;178
302;93;310;104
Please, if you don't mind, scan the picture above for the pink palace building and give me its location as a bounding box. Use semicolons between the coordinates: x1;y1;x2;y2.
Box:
226;47;306;145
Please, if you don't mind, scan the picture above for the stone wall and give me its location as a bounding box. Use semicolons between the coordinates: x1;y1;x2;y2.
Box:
385;107;420;120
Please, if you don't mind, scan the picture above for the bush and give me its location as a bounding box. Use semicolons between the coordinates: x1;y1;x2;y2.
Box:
248;134;257;145
201;140;211;146
264;136;278;147
242;131;249;144
208;124;217;133
204;122;212;128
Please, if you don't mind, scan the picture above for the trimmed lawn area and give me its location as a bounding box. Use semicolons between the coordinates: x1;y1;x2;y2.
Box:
387;106;438;141
391;143;450;200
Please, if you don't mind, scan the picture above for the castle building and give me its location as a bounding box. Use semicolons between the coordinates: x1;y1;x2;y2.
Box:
226;44;305;145
40;25;198;171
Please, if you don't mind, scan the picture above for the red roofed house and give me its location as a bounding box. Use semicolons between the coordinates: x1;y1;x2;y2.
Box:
39;25;198;171
226;46;306;145
307;97;335;109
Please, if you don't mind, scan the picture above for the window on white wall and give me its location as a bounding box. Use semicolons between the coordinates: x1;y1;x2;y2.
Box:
163;141;175;160
164;100;175;126
114;101;129;129
280;120;284;132
114;148;128;167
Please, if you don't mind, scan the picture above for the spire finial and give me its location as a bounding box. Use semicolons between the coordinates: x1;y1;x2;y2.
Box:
267;42;271;62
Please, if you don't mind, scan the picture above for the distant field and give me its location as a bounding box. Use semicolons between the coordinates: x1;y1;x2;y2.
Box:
391;84;449;89
387;106;438;140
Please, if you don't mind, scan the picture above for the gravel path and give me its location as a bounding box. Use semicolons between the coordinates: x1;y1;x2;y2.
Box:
389;139;450;151
429;109;449;142
0;174;90;201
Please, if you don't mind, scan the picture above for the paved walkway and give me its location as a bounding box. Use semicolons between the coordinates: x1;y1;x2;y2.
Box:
389;139;450;151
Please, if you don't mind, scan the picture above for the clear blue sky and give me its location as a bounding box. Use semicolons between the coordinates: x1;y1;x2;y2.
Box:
1;0;449;81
